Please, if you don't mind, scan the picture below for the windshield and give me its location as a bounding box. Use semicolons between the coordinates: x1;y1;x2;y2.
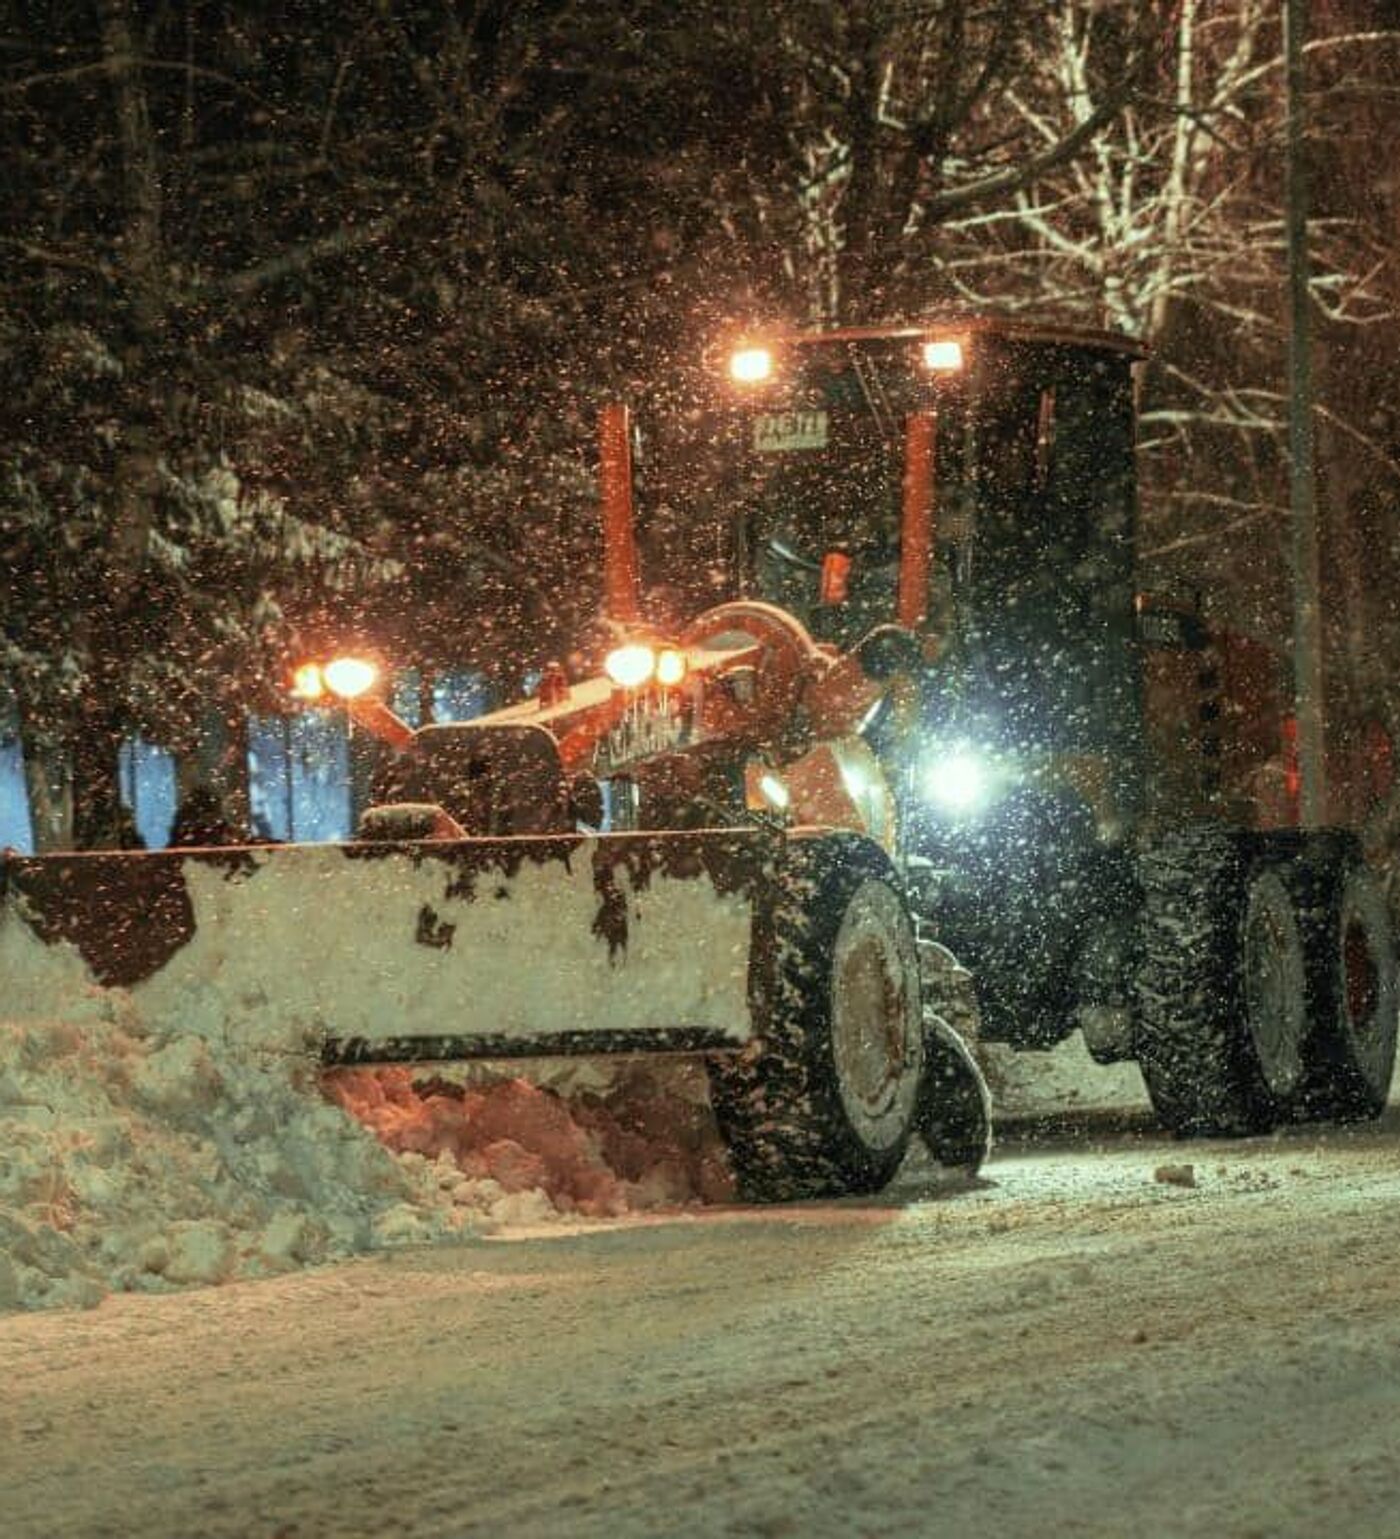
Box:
730;338;979;647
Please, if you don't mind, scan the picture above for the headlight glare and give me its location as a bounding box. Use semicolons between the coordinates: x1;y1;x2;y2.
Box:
923;747;991;816
605;643;657;689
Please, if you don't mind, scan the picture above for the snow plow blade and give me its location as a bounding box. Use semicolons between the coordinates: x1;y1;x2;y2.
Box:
0;831;790;1061
0;827;962;1199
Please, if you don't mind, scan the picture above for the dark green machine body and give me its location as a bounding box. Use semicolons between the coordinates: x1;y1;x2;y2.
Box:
726;323;1146;1048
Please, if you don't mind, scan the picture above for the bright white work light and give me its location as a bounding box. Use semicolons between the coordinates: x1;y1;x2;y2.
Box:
923;748;990;816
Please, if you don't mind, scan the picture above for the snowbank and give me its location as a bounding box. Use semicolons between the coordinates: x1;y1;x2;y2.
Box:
0;991;730;1312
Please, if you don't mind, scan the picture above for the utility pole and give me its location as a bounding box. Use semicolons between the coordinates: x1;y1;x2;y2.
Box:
1285;0;1326;826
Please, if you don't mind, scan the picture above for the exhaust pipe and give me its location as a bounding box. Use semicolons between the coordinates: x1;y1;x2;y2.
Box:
897;409;936;631
599;403;640;624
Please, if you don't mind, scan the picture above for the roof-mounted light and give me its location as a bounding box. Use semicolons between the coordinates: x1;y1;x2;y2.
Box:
922;339;965;372
729;347;774;384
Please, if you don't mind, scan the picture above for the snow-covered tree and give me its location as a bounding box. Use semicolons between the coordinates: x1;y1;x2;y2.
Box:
652;1;1169;323
0;2;404;845
0;1;650;844
919;0;1400;728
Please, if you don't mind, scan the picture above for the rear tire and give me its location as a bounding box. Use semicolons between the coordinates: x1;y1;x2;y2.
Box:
1135;825;1274;1136
1296;862;1398;1121
708;839;925;1201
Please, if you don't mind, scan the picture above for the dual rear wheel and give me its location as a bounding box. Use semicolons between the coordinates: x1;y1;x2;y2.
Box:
1136;826;1397;1136
1291;860;1397;1121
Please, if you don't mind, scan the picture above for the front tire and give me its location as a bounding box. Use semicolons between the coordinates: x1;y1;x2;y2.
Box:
708;839;925;1201
914;936;991;1172
918;1014;992;1173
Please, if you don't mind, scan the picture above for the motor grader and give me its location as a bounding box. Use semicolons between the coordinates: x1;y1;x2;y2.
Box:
1;316;1392;1206
630;315;1395;1143
340;313;1398;1146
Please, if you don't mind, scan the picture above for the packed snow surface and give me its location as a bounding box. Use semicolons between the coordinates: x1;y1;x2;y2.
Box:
8;1123;1400;1537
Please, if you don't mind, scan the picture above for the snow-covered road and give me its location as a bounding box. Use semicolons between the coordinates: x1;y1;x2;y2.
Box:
7;1114;1400;1538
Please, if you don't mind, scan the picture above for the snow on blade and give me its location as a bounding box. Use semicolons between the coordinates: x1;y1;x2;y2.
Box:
0;836;759;1053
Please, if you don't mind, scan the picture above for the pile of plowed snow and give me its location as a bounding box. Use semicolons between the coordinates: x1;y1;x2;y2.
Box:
0;997;731;1312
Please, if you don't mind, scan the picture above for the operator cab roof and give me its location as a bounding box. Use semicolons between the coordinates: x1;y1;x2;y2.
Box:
744;314;1146;362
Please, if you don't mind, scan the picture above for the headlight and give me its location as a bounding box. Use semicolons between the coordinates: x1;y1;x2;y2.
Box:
923;747;991;816
322;656;378;700
290;663;325;701
655;648;687;687
605;642;656;688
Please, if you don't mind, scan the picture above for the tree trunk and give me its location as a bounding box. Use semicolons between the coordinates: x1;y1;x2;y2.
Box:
223;708;251;833
833;12;886;321
71;704;126;850
100;0;163;335
17;723;73;853
176;706;252;837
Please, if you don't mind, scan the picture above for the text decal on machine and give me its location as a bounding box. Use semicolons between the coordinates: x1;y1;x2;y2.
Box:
753;411;829;453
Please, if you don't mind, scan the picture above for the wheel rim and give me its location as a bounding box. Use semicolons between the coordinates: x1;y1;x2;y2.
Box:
829;880;923;1150
1338;887;1393;1092
1243;875;1305;1099
1344;920;1379;1029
